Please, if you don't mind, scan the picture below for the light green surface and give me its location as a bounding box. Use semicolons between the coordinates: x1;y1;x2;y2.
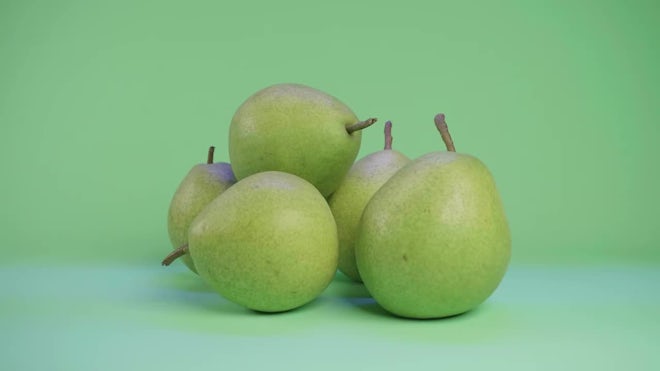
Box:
1;0;659;369
2;264;659;370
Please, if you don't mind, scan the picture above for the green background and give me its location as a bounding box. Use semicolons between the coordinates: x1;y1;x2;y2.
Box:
1;0;659;369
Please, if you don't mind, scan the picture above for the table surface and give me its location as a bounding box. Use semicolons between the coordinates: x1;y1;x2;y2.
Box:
2;263;659;370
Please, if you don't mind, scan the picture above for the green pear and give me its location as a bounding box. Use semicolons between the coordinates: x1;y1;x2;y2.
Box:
228;83;376;197
187;171;338;312
355;114;511;319
328;121;410;282
166;146;236;273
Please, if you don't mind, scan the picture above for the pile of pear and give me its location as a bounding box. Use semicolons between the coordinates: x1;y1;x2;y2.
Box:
164;83;511;319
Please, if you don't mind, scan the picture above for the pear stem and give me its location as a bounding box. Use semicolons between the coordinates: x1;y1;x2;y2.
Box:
434;114;456;152
207;146;215;164
384;121;393;150
162;244;189;266
346;118;377;134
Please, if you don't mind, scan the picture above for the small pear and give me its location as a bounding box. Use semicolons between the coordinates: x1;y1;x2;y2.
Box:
328;121;410;281
188;171;338;312
355;114;511;319
166;146;236;273
229;83;376;197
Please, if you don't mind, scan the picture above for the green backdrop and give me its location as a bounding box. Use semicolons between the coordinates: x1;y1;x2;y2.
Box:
1;0;659;370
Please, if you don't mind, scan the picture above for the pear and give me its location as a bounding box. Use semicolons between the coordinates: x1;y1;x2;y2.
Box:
328;121;410;282
355;114;511;319
187;171;338;312
228;83;376;197
166;146;236;273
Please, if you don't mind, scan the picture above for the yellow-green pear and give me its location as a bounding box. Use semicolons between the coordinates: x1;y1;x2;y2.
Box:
188;171;338;312
355;114;511;319
229;83;376;197
165;147;236;273
328;121;410;282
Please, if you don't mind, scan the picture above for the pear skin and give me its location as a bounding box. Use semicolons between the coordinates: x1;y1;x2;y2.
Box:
229;83;376;197
167;147;236;273
188;171;338;312
329;121;410;281
355;114;511;319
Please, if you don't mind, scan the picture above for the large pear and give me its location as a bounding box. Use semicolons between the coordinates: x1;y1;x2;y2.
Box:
188;171;338;312
228;83;376;197
355;114;511;319
167;147;236;273
328;121;410;282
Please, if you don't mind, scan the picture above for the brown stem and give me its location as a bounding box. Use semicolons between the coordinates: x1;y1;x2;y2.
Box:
207;146;215;164
346;118;377;134
434;113;456;152
384;121;393;150
162;244;189;266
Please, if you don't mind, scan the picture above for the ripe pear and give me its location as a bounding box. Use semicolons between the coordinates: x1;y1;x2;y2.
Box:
328;121;410;282
166;146;236;273
355;114;511;319
228;83;376;197
187;171;338;312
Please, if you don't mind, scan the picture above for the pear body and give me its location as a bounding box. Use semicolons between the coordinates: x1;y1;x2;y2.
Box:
229;83;363;197
167;162;235;273
355;152;511;319
188;171;338;312
328;150;410;281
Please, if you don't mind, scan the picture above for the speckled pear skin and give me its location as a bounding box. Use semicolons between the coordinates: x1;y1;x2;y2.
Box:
229;84;363;197
328;150;410;282
188;171;338;313
167;162;236;273
355;152;511;319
